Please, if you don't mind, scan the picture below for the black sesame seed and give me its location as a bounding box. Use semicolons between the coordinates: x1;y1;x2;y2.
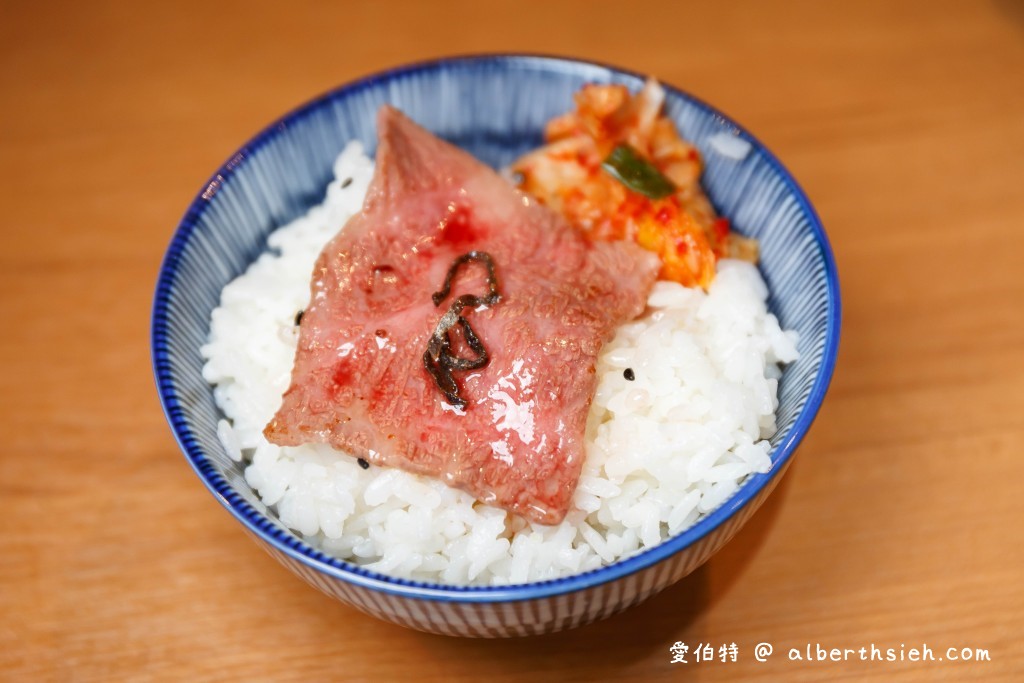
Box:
357;458;370;470
294;310;304;326
623;368;636;381
340;177;353;188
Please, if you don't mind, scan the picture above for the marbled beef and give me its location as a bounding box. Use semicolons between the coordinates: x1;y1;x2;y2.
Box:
264;107;658;524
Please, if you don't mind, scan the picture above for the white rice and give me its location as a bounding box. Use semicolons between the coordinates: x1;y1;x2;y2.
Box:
200;142;799;586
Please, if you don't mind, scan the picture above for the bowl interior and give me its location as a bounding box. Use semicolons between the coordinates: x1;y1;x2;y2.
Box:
153;54;839;598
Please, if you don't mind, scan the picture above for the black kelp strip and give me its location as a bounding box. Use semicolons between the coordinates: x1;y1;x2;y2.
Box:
423;251;501;408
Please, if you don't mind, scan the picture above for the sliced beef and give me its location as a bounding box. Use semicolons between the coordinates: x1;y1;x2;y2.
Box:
264;106;658;524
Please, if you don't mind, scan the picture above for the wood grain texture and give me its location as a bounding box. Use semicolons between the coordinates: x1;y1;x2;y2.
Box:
2;0;1022;680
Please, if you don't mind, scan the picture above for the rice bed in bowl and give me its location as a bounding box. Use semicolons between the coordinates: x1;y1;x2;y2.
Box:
154;54;839;636
201;142;798;586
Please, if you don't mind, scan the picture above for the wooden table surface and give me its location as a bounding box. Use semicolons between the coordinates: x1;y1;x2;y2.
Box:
3;1;1023;680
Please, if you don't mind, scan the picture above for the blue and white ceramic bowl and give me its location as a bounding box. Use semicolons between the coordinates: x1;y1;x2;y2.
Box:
153;54;840;637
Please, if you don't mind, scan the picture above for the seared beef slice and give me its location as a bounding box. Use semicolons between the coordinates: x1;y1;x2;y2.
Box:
265;107;658;524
